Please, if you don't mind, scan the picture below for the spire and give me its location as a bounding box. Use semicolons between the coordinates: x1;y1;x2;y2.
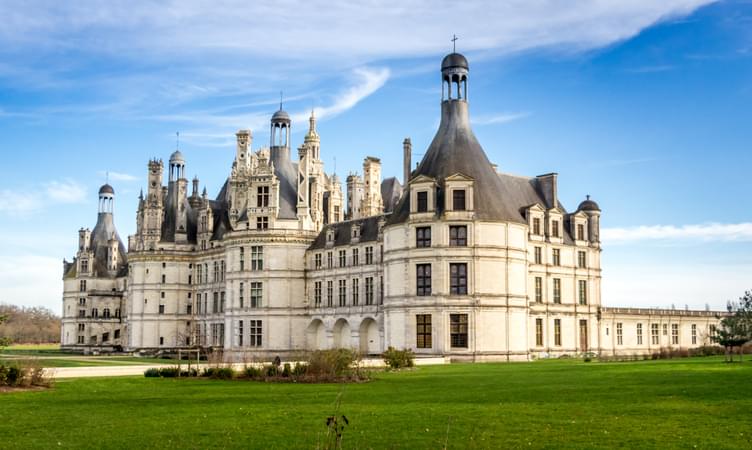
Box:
305;109;319;142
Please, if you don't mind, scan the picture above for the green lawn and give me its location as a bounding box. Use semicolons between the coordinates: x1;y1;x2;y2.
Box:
1;358;751;449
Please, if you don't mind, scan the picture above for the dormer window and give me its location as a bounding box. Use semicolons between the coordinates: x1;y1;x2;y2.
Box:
577;224;585;241
533;218;541;235
257;186;269;207
452;189;466;211
326;229;335;244
257;216;269;230
417;191;428;212
551;220;560;238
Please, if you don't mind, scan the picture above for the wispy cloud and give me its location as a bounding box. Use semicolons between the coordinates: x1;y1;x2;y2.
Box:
625;64;675;74
0;179;87;216
602;222;752;244
295;67;390;121
472;112;531;126
98;171;138;182
587;157;658;168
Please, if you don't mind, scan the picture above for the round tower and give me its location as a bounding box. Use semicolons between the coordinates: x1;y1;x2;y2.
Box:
169;150;185;181
270;106;291;148
98;184;114;214
441;52;469;102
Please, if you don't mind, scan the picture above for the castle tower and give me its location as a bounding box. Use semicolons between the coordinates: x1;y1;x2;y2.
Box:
360;156;383;217
327;174;344;223
236;129;252;172
346;173;364;220
169;150;189;243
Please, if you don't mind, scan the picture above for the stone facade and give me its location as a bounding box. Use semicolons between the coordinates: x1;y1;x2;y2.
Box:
61;52;723;359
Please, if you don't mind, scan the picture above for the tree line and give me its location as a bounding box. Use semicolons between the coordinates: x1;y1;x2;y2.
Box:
0;304;61;345
712;290;752;362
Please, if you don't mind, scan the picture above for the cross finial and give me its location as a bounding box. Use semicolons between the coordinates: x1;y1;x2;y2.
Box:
176;131;179;150
333;156;337;175
451;34;458;53
106;171;109;184
280;91;283;110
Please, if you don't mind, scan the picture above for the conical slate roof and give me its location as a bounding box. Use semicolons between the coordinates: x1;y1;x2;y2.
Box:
389;99;525;224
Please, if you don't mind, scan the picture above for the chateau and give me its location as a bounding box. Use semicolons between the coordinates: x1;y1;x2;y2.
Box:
61;52;721;361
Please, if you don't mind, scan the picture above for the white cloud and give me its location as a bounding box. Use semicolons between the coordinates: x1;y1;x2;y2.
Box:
0;254;62;313
301;67;390;120
45;179;86;203
0;1;717;60
472;112;531;126
0;179;87;216
98;171;138;182
603;263;750;311
602;222;752;244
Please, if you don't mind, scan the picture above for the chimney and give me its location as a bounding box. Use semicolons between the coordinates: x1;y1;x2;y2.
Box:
536;173;558;209
403;137;412;186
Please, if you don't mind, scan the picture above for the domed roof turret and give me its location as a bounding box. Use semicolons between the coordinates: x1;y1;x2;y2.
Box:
578;195;601;212
98;184;114;195
271;108;291;123
169;150;185;164
441;52;469;71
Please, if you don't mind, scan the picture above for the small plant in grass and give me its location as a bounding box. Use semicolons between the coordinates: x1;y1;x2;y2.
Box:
144;368;160;378
243;365;263;379
382;347;415;370
0;360;52;388
202;367;234;379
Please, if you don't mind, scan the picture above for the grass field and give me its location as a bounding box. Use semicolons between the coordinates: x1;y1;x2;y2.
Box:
1;344;174;367
1;357;750;449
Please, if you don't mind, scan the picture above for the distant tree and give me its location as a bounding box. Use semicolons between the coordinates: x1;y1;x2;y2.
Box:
711;291;752;362
0;314;12;348
0;304;61;344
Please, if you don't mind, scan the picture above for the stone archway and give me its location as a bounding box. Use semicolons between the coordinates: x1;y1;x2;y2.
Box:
306;319;327;350
332;318;352;349
359;317;380;355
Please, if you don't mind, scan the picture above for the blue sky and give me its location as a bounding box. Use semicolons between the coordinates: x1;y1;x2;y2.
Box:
1;0;750;313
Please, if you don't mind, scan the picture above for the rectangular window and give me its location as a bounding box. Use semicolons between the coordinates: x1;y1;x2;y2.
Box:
553;278;561;304
256;216;269;230
416;191;428;212
578;251;586;268
691;324;697;345
365;246;374;264
672;324;679;345
554;319;562;346
257;186;269;207
250;320;262;347
239;247;245;271
578;280;587;305
162;274;166;284
220;291;225;312
352;248;359;266
80;280;86;292
616;323;623;345
338;279;347;306
452;189;466;211
327;280;333;307
535;277;542;303
315;253;322;269
114;329;120;339
159;304;165;315
533;217;541;235
416;314;432;349
365;277;374;305
552;249;560;266
251;246;263;271
239;282;244;309
450;314;468;348
535;318;543;347
449;225;467;246
577;223;585;241
534;246;542;264
450;263;468;295
314;281;322;307
651;324;659;345
551;220;560;238
339;250;347;268
637;323;643;345
186;304;192;315
416;264;431;296
663;324;668;336
416;227;431;248
238;320;244;347
81;259;88;273
78;309;86;318
213;292;218;313
579;319;588;351
327;252;333;268
250;282;262;308
352;278;359;306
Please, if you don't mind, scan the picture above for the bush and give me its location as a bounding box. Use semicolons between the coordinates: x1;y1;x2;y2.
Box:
282;363;291;377
382;347;415;370
292;362;307;377
307;348;363;380
202;367;234;380
158;367;180;378
144;368;160;378
0;361;51;388
243;365;263;379
689;345;725;357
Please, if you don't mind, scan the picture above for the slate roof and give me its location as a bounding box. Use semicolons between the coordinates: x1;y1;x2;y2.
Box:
309;214;386;250
389;100;526;225
270;146;299;220
380;177;403;213
89;212;128;277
